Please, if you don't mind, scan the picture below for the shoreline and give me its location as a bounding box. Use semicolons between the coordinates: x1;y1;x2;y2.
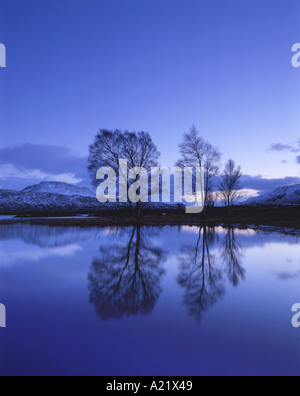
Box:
0;206;299;234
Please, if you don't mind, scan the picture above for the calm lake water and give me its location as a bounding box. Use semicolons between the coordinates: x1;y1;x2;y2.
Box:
0;223;299;376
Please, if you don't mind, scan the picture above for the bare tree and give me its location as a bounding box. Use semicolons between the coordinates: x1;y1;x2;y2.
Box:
176;125;221;208
219;159;243;209
206;192;218;207
88;129;161;217
203;144;222;205
88;129;160;182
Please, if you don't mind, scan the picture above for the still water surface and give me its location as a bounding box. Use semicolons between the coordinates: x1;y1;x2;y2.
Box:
0;224;299;375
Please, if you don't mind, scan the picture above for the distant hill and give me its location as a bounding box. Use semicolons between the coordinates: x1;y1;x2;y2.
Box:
246;184;300;205
22;181;95;198
0;191;101;214
0;189;18;194
0;181;181;215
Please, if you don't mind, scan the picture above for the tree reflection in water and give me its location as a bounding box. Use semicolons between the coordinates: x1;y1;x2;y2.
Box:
177;226;224;323
221;228;245;287
178;226;245;323
88;226;166;320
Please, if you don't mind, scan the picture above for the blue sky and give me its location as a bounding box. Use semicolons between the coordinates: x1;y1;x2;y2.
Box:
0;0;299;192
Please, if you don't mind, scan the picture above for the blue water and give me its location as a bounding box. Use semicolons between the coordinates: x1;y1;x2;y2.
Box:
0;224;299;376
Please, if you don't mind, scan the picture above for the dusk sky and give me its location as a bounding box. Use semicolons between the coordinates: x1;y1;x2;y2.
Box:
0;0;299;192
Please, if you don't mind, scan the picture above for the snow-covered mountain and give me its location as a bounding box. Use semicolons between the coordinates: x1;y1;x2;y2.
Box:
246;184;300;205
22;181;95;197
0;191;101;214
0;181;182;214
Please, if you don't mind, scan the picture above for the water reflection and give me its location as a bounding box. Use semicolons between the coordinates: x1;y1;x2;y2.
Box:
177;226;225;323
221;228;245;287
1;222;299;375
0;223;293;324
88;226;166;320
0;224;100;248
177;226;245;323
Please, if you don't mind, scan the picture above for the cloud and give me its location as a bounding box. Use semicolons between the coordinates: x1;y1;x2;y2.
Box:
276;270;300;281
0;143;89;189
210;175;299;196
291;140;300;153
0;163;82;184
268;139;300;153
0;143;87;173
268;140;300;166
0;244;82;268
269;143;293;152
239;188;260;200
240;175;300;192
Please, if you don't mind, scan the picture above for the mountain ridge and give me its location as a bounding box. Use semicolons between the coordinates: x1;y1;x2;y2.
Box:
0;181;182;214
245;184;300;205
1;181;299;215
21;181;95;197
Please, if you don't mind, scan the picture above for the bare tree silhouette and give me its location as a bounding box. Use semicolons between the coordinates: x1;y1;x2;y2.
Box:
88;129;161;217
176;125;221;208
219;159;243;212
88;227;166;320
